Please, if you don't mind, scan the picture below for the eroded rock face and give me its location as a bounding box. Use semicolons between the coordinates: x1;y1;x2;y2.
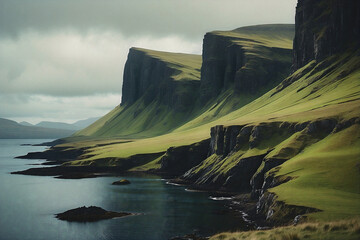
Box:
199;31;293;103
293;0;360;69
159;139;210;176
121;48;200;112
209;125;243;156
179;118;351;194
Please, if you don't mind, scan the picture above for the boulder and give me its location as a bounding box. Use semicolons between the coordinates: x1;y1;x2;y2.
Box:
112;179;131;185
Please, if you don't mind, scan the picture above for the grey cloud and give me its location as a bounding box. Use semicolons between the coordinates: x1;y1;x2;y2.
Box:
0;0;297;122
0;0;296;39
0;30;200;97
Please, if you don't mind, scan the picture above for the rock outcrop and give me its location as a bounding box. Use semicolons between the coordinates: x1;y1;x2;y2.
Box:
55;206;134;222
159;139;210;176
293;0;360;69
112;179;131;185
121;48;201;112
179;117;348;193
200;25;294;102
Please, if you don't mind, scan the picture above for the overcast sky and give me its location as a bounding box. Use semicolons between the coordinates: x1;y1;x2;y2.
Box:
0;0;297;124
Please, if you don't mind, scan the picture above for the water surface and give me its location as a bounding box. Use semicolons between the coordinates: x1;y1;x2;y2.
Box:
0;139;244;240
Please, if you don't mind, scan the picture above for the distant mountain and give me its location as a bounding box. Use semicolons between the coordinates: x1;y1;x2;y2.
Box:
0;118;75;139
36;121;80;131
72;117;100;129
19;121;33;127
35;117;100;131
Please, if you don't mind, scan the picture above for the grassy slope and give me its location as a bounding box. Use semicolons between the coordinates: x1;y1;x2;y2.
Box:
131;47;202;81
271;125;360;221
210;218;360;240
72;24;294;141
74;48;202;138
216;24;294;49
65;49;360;164
52;25;360;226
61;51;360;225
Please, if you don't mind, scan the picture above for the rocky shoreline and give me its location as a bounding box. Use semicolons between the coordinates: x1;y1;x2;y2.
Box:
14;141;318;232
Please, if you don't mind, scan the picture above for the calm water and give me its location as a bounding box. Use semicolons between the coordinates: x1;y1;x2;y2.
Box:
0;139;244;240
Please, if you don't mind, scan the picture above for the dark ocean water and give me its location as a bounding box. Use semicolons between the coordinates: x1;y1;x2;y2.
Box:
0;139;244;240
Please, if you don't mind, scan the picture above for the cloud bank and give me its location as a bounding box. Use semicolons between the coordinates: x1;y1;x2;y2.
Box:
0;0;297;123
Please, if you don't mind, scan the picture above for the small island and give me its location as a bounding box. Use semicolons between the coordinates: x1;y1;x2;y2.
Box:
55;206;133;222
112;179;131;185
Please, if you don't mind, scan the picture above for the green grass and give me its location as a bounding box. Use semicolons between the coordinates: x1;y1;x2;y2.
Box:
75;48;202;138
65;50;360;167
32;23;360;240
50;25;360;230
132;47;202;82
210;217;360;240
270;124;360;220
74;24;294;140
129;155;163;172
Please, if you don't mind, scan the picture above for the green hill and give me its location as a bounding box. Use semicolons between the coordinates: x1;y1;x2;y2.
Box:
75;24;294;139
0;118;75;139
24;0;360;234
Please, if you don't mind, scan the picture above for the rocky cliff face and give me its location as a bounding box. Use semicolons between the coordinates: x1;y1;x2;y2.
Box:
121;48;201;112
158;139;210;176
293;0;360;69
199;25;294;102
179;116;351;193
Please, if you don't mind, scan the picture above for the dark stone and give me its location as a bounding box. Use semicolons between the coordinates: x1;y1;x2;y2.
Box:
333;117;359;133
235;125;252;149
223;126;242;156
55;206;133;222
121;48;200;112
293;0;360;70
159;139;210;176
208;125;243;156
223;154;266;192
306;119;337;134
199;28;293;103
112;179;131;185
209;125;225;155
250;158;287;199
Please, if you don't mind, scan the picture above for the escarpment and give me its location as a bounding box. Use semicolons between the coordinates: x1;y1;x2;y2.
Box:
121;48;202;112
181;118;348;194
170;117;358;223
293;0;360;69
199;25;294;102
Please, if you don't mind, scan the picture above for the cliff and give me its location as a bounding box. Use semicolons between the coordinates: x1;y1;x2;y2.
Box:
75;48;202;138
121;47;201;111
200;24;294;102
293;0;360;69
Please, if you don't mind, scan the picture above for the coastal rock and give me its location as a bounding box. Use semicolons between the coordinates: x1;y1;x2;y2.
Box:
112;179;131;185
293;0;360;69
55;206;133;222
159;139;210;176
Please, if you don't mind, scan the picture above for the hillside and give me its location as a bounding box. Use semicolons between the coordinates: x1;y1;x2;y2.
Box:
75;48;202;138
0;118;75;139
19;0;360;232
75;25;294;139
